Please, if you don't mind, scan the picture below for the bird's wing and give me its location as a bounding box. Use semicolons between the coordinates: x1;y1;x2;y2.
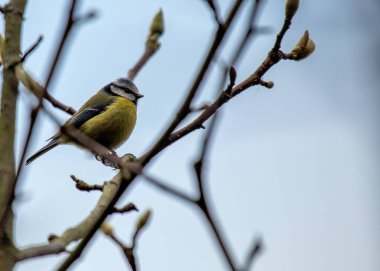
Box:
69;100;114;128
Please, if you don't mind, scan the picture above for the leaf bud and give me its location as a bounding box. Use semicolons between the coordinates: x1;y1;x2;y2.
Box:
285;0;300;19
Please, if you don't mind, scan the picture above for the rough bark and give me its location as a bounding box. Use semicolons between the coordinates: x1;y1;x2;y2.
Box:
0;1;27;270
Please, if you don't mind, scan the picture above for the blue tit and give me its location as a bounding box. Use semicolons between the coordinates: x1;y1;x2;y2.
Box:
26;77;143;165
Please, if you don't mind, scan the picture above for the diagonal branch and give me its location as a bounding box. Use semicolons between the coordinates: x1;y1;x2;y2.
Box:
17;169;131;262
201;0;221;25
241;238;263;271
18;3;305;269
141;0;245;165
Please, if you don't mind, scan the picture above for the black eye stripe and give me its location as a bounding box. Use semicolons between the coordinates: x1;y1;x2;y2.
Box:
112;84;136;94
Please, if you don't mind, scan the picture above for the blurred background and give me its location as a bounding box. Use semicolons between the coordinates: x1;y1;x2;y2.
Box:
0;0;378;270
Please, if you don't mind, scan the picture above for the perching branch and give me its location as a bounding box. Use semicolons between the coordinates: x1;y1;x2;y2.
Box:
13;1;314;270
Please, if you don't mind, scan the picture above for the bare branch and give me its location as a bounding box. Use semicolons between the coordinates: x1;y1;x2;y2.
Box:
14;64;76;114
201;0;221;25
111;203;138;214
1;0;82;228
17;171;129;262
141;173;196;205
6;35;43;70
71;175;104;192
141;0;245;165
0;2;28;269
193;106;236;271
16;2;306;269
20;35;43;62
101;211;151;271
241;238;263;271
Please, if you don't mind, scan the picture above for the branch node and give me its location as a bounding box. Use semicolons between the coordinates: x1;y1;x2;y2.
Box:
6;35;43;69
226;66;237;94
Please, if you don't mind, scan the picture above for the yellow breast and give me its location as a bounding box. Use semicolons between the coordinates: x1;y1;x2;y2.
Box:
80;97;137;149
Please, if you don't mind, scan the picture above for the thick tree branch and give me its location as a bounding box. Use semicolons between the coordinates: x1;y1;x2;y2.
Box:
0;1;27;270
0;0;81;230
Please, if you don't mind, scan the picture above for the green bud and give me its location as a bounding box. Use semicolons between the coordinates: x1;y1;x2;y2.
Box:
285;0;300;19
149;9;164;41
266;81;274;89
295;39;315;60
291;30;309;56
135;209;152;233
100;221;114;236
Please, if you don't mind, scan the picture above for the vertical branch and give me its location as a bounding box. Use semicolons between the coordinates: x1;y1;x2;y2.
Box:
14;0;79;185
0;0;82;228
0;1;27;270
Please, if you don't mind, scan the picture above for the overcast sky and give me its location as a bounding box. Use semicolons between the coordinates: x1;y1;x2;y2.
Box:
1;0;378;270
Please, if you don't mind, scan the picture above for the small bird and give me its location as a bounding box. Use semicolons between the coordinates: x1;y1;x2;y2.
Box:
26;77;143;165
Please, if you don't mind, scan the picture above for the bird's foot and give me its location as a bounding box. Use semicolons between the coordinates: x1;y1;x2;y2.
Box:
94;150;119;169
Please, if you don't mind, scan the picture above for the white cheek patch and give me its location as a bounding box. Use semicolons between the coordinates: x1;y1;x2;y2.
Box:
110;86;136;102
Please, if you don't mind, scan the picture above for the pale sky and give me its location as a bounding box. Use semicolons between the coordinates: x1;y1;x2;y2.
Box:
0;0;378;270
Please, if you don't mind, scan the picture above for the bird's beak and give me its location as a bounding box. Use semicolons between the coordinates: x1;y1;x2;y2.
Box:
136;93;144;99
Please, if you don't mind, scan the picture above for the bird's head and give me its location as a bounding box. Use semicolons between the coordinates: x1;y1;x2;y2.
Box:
105;77;144;104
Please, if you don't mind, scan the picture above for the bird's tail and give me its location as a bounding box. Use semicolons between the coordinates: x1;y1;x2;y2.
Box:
26;140;60;165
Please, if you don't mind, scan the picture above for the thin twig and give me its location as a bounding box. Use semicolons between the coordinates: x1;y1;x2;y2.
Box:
272;17;292;52
142;173;196;205
111;203;138;214
218;0;265;94
26;3;300;268
101;210;151;271
192;76;237;271
6;35;43;69
241;238;263;271
20;35;43;63
15;63;77;114
201;0;221;24
71;175;104;192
